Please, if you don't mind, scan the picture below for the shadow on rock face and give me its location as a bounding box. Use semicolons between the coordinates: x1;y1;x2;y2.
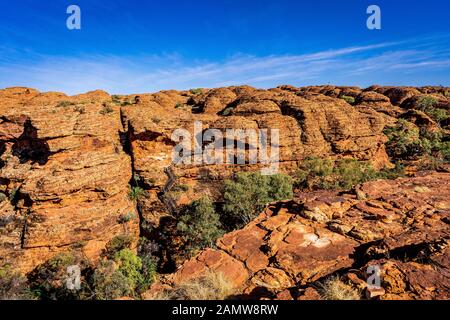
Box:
12;120;51;165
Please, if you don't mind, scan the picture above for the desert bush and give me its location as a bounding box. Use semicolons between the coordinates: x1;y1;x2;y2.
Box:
172;184;189;192
416;96;448;123
93;247;157;299
384;119;430;159
0;265;34;300
220;106;234;116
295;157;392;190
384;119;449;162
56;101;75;108
114;249;144;289
0;192;7;202
105;235;133;258
175;102;184;109
28;252;90;300
100;103;114;115
9;188;19;203
156;271;235;300
222;172;293;228
190;88;202;95
177;197;224;253
117;212;136;224
92;260;133;300
340;95;356;105
317;276;360;300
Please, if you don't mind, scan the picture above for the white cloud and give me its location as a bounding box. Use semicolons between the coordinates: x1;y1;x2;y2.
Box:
0;37;449;94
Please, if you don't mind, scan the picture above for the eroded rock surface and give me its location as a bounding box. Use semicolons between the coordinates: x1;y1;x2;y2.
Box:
0;84;449;290
0;88;139;272
148;172;449;300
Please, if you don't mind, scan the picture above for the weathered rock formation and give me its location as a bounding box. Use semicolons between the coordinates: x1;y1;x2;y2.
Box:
145;172;450;300
0;84;449;290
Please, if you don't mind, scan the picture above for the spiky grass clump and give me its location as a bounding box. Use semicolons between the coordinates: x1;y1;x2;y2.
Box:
318;276;360;300
156;271;235;300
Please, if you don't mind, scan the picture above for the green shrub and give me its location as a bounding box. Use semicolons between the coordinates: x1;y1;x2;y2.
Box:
128;186;145;201
114;249;144;289
177;197;224;254
56;101;75;108
0;192;7;202
222;172;293;228
93;248;156;299
9;188;18;203
295;157;402;190
384;119;449;162
0;265;33;300
105;235;133;258
28;252;89;300
444;91;450;98
384;119;428;159
175;102;184;109
190;88;202;95
220;106;234;116
92;260;133;300
416;96;448;123
340;95;356;105
117;212;136;224
137;238;159;291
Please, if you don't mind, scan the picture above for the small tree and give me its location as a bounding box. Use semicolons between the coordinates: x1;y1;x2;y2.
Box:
222;172;293;229
177;197;224;254
416;96;447;123
0;265;33;300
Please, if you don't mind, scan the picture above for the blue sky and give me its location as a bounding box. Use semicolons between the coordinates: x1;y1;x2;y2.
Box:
1;0;449;94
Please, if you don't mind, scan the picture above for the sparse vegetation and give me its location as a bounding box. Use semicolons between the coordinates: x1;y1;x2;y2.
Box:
0;192;7;202
190;88;202;95
73;105;86;114
172;184;189;192
100;103;114;115
93;248;157;299
152;117;161;124
416;96;448;123
341;95;356;105
56;101;75;108
222;172;293;229
28;252;89;300
128;186;145;201
9;188;19;203
92;259;133;300
175;102;184;109
104;235;133;258
117;212;136;224
295;157;403;190
177;197;224;254
0;265;34;300
156;271;235;300
384;119;449;162
317;276;360;300
220;106;234;116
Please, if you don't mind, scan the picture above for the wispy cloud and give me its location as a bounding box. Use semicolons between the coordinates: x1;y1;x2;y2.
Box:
0;36;449;94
